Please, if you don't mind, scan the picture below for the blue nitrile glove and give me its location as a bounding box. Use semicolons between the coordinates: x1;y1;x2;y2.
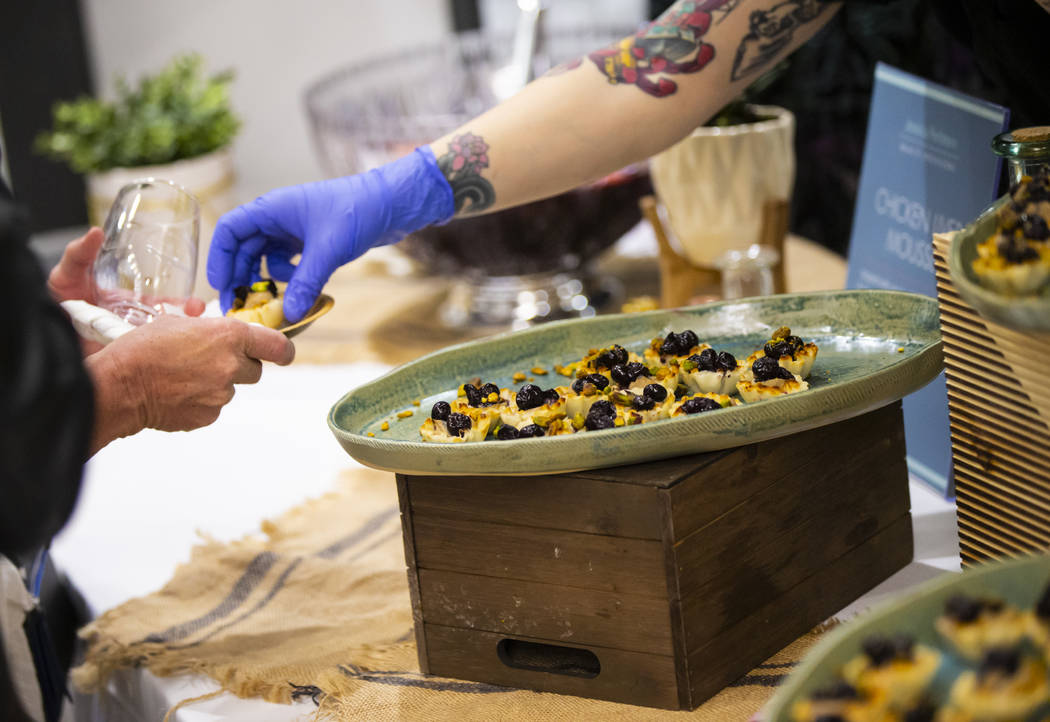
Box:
207;147;454;322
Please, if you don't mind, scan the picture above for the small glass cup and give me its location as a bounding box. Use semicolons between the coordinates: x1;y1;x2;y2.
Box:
992;126;1050;186
93;179;200;325
713;244;780;300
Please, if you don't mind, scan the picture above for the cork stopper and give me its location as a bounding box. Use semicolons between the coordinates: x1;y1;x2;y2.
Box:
1010;126;1050;142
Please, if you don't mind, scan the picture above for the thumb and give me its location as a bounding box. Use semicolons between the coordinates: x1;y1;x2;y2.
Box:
283;248;331;323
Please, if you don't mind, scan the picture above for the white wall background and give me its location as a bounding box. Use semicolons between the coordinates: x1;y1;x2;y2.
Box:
79;0;646;203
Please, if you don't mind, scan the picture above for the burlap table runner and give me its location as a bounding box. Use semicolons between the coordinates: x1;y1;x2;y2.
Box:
74;467;828;721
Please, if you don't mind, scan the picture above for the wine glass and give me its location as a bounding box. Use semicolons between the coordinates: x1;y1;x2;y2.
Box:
93;179;200;325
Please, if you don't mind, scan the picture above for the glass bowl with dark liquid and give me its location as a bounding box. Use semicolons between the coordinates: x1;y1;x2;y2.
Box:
305;27;651;327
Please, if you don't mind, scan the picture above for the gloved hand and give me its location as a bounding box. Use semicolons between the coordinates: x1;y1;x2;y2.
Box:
207;147;454;321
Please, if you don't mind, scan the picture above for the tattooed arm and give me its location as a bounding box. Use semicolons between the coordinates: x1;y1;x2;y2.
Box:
429;0;840;216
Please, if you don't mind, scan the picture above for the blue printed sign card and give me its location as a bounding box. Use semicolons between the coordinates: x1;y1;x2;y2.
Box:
846;62;1009;497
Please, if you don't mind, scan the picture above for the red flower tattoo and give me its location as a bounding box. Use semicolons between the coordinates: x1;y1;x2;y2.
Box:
437;132;496;214
586;0;733;97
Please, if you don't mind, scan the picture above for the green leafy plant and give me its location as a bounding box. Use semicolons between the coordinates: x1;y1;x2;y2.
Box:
705;62;787;127
35;54;240;174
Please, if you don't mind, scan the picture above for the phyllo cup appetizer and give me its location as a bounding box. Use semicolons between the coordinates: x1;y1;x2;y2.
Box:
609;383;674;423
945;647;1049;721
737;356;809;403
227;279;285;328
744;325;819;380
608;360;679;399
562;373;612;418
579;399;644;431
577;344;643;375
420;401;493;443
841;635;940;711
498;383;566;430
935;594;1027;662
671;392;740;416
791;680;892;722
680;348;744;395
643;329;705;368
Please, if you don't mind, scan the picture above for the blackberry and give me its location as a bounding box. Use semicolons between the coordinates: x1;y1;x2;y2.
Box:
696;348;717;371
462;383;483;407
611;362;647;387
1021;212;1049;241
751;356;781;382
479;383;501;402
978;647;1021;680
944;594;982;623
715;351;737;372
594;345;628;370
861;636;896;668
998;236;1039;264
518;424;545;438
496;425;520;440
543;388;561;405
585;400;617;430
643;383;668;402
516;384;545;410
632;394;655;411
431;401;451;422
679;330;699;352
445;413;472;437
681;397;721;414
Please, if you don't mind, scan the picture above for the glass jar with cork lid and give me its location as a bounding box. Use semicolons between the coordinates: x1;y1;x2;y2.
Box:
992;126;1050;184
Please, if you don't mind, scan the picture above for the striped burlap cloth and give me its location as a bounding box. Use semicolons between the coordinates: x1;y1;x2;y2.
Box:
73;467;828;721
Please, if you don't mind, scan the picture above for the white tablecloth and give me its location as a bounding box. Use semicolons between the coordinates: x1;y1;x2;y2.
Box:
52;362;959;721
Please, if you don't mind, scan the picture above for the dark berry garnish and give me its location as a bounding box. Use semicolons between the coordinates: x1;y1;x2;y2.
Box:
1036;581;1050;620
978;647;1021;680
594;345;628;370
893;634;915;660
861;636;896;667
463;383;483;407
572;373;609;393
543;388;561;405
696;348;718;371
611;362;647;387
998;235;1039;264
681;397;721;414
431;401;451;421
479;383;501;400
643;383;668;402
497;425;520;440
944;594;982;623
585;400;617;430
445;413;472;437
660;330;700;357
751;356;781;382
516;384;545;410
632;394;655;411
903;703;936;722
764;340;794;360
1021;212;1049;240
813;716;847;722
810;680;860;701
715;351;737;372
518;424;545;438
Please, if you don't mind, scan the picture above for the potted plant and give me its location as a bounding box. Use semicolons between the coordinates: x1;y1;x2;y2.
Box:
36;54;240;299
649;68;795;269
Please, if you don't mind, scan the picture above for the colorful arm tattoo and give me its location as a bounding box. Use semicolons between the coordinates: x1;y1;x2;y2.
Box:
436;132;496;215
731;0;827;81
585;0;735;98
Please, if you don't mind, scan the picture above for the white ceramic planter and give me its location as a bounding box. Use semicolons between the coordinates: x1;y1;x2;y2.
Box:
650;105;795;268
86;147;236;301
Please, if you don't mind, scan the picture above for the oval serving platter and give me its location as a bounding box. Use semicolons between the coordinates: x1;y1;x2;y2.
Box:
764;553;1050;721
949;197;1050;333
328;289;943;476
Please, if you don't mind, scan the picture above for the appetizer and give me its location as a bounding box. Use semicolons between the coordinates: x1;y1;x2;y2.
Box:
791;680;892;722
744;326;819;380
679;348;744;395
972;170;1050;296
671;392;740;416
944;647;1049;721
226;279;285;328
498;383;565;429
644;329;704;367
841;635;940;711
737;357;809;403
935;595;1027;662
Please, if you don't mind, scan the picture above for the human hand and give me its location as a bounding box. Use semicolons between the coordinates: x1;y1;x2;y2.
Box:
49;226;206;315
207;147;453;322
85;315;295;451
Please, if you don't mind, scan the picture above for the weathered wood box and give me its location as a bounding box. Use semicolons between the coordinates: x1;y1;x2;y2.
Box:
396;401;913;709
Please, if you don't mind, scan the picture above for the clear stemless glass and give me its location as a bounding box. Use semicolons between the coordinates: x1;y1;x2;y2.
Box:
94;179;200;325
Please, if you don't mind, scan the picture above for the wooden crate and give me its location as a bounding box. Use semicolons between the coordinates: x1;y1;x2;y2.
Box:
395;402;913;709
932;232;1050;565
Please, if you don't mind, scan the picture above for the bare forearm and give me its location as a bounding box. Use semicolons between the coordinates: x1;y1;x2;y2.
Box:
428;0;840;216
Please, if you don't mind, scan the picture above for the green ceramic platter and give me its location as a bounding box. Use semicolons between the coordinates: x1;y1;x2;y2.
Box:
765;554;1050;721
949;196;1050;333
327;289;943;476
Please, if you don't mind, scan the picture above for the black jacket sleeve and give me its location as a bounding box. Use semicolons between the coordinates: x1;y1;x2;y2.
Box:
0;184;93;564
